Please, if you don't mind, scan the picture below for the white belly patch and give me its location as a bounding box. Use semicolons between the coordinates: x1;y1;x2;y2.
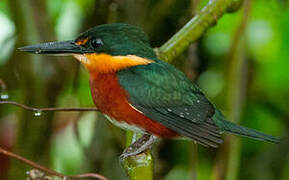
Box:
104;115;146;133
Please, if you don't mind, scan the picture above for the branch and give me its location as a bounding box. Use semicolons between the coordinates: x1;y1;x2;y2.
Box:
0;101;98;112
122;132;153;180
157;0;244;62
0;147;107;180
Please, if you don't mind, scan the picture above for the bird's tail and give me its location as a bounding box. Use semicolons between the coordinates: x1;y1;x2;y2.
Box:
213;110;280;143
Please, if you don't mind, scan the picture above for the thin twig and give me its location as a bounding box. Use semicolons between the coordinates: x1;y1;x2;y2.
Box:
0;100;103;179
0;146;107;180
0;101;98;112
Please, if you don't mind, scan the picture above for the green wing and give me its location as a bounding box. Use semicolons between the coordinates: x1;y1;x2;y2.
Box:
117;61;223;147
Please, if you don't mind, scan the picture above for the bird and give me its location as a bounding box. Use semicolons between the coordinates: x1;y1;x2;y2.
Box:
20;23;279;158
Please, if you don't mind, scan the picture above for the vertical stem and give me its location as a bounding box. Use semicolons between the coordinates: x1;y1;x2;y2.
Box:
226;0;252;180
122;131;153;180
225;44;246;180
6;0;69;179
212;1;252;179
6;0;46;178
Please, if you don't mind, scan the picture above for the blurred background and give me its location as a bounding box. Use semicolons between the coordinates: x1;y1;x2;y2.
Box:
0;0;288;179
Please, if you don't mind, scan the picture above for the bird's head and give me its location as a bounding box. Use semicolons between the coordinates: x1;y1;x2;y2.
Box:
20;24;156;73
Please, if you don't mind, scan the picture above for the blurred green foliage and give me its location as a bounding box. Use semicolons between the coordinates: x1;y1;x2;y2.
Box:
0;0;288;179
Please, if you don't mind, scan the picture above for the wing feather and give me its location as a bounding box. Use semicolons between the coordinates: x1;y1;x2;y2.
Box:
117;61;223;147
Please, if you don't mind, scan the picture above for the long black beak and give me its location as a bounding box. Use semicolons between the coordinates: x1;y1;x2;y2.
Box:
19;40;92;55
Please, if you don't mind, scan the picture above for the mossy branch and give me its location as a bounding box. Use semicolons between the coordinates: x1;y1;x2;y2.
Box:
122;132;153;180
157;0;244;62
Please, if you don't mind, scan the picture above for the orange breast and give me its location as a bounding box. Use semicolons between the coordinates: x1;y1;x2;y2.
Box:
89;72;178;138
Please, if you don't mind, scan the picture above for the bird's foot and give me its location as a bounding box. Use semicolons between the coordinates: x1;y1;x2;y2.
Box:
119;134;157;161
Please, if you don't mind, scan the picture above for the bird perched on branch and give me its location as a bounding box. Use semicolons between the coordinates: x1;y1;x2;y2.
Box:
20;23;279;158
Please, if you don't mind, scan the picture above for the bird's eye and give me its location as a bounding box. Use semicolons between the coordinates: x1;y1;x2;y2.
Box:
90;39;103;49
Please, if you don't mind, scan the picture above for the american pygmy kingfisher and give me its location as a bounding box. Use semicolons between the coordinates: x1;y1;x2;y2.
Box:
20;24;279;158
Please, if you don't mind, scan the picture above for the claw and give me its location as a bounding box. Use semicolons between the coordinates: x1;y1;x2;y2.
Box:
119;134;157;161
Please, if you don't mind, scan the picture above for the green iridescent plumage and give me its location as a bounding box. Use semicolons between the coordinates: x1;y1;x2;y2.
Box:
117;56;279;147
118;62;222;147
106;24;279;147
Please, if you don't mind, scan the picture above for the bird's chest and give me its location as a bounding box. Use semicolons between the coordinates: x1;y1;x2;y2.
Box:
89;73;127;114
89;72;145;132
